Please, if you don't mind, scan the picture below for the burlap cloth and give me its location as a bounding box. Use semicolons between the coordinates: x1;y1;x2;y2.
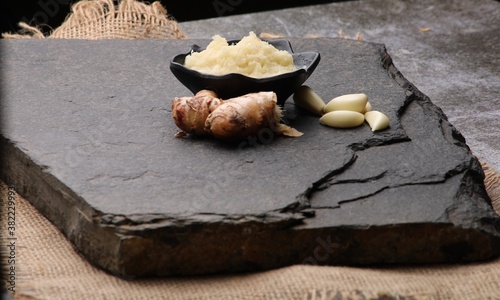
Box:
2;1;500;299
1;0;185;40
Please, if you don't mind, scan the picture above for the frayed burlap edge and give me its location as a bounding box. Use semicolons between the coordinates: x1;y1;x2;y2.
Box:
2;0;186;40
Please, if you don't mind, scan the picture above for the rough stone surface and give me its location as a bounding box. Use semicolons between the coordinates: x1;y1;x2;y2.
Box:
179;0;500;173
1;38;499;278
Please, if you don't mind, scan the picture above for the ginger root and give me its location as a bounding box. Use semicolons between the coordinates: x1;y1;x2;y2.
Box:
171;90;222;135
171;90;302;141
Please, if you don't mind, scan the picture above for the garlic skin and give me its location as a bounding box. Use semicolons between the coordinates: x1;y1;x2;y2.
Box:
293;85;326;116
319;110;365;128
323;93;368;113
364;111;390;131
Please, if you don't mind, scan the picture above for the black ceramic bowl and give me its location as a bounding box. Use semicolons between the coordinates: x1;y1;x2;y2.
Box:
169;39;320;105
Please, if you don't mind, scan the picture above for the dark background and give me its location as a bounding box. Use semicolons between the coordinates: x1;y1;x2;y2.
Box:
0;0;344;36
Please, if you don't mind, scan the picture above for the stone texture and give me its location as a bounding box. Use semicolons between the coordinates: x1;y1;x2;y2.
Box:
179;0;500;173
1;38;499;278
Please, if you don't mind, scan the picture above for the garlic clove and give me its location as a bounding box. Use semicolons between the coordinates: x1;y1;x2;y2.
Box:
323;93;368;113
361;101;373;113
319;110;365;128
293;85;326;116
364;111;390;131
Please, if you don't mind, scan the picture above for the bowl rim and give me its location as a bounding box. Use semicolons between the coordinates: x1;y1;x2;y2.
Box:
169;38;320;84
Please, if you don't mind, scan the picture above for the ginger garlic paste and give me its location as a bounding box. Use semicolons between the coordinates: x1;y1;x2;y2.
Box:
184;32;297;78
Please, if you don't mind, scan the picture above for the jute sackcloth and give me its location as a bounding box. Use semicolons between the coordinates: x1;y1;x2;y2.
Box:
2;1;500;299
1;0;186;40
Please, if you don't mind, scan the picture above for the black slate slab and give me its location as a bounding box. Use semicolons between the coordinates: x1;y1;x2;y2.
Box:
1;38;499;278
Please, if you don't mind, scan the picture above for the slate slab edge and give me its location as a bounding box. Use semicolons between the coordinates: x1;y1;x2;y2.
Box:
1;39;499;278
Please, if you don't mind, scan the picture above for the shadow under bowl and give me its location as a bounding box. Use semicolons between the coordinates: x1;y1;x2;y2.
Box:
169;39;320;106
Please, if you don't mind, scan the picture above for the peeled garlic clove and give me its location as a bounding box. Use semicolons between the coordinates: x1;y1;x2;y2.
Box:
320;110;365;128
323;93;368;113
365;111;390;131
293;85;326;116
361;101;373;113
